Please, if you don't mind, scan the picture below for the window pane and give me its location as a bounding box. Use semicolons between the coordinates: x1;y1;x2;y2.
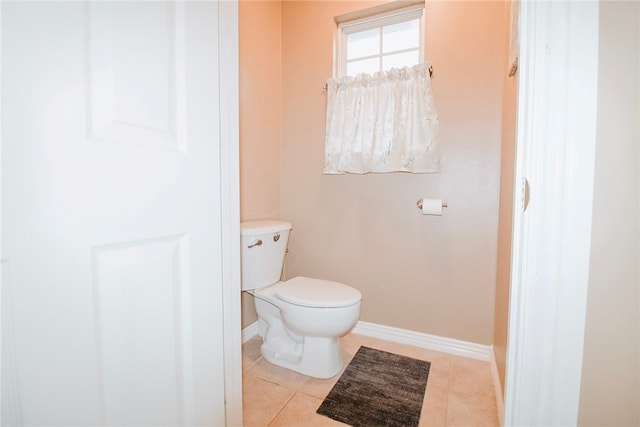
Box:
382;19;419;53
382;50;419;71
347;28;380;60
347;57;380;76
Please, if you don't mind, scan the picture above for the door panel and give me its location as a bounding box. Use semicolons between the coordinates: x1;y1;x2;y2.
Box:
94;235;192;426
87;2;186;150
2;2;226;425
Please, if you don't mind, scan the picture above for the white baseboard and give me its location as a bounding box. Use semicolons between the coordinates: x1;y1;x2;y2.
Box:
242;319;492;361
490;347;505;426
352;321;492;361
242;321;260;343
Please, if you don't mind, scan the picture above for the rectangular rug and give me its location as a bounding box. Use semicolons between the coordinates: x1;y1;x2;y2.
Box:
316;346;430;427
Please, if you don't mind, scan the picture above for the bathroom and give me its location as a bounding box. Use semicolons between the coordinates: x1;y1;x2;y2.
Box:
239;0;515;423
1;0;637;425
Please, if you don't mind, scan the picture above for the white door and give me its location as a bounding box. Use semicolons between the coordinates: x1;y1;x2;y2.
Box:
2;2;236;425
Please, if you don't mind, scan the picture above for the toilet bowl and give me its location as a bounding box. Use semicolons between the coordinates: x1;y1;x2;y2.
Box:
241;221;361;378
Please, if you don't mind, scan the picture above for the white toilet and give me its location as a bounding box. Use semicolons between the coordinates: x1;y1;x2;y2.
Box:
241;220;362;378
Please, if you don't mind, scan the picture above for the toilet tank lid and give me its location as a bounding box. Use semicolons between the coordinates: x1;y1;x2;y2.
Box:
240;220;292;236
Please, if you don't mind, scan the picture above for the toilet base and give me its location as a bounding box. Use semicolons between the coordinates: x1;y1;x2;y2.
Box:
261;336;343;379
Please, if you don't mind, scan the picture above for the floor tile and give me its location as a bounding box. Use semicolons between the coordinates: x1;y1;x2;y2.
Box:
268;393;347;427
419;383;448;427
448;356;494;398
445;390;499;427
298;370;342;400
242;336;263;372
248;357;310;390
242;374;295;427
339;333;380;356
412;348;451;389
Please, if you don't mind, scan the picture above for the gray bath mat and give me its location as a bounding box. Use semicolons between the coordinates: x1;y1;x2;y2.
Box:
316;346;430;427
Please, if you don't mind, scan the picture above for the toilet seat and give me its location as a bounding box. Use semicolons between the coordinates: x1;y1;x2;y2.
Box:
275;276;362;308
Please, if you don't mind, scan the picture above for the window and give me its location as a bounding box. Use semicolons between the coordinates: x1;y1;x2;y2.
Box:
336;4;424;77
325;1;438;175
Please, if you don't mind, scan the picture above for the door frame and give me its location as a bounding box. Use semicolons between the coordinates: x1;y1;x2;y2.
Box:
504;1;599;425
219;1;243;426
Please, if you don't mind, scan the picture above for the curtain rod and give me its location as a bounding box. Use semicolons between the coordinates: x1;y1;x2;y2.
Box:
323;64;433;92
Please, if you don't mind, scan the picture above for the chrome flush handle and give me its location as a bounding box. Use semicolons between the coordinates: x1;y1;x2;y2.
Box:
247;239;263;249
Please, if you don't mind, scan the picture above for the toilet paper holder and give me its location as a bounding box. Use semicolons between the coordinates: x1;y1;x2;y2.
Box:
416;199;448;210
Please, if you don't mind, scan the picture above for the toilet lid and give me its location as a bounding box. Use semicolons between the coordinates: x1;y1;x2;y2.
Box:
275;277;362;308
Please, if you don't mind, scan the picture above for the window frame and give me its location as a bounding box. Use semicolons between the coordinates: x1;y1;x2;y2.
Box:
335;4;425;78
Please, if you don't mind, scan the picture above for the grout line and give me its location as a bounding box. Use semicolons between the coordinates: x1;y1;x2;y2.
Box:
445;354;453;389
243;356;263;374
265;392;297;427
443;356;454;424
489;347;505;426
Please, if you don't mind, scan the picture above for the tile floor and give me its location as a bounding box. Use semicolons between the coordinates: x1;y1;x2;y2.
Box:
242;333;499;427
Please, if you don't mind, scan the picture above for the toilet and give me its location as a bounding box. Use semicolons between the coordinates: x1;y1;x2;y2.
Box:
241;220;362;378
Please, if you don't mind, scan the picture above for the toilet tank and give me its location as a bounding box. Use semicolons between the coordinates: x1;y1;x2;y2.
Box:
240;220;292;291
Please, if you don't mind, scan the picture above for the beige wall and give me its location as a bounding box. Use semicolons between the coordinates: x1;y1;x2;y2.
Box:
239;0;282;327
493;1;517;395
578;2;640;424
281;1;507;344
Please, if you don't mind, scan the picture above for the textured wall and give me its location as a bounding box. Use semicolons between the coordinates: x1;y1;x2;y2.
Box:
281;1;506;344
239;0;282;327
578;2;640;424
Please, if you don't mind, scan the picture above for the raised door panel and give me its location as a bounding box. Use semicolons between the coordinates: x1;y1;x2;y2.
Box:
87;2;186;150
94;235;193;426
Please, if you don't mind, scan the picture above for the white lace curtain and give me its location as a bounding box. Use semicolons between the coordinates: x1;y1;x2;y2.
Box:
324;63;440;174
